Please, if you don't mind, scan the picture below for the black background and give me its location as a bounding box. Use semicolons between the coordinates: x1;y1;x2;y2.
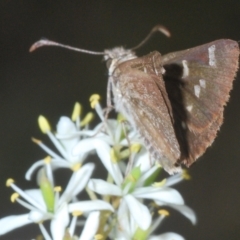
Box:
1;1;240;239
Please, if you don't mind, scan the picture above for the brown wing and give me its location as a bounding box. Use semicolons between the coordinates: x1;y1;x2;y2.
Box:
112;52;181;173
162;39;239;165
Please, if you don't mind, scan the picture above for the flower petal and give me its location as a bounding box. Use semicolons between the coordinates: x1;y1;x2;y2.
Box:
56;116;77;135
50;159;71;169
74;135;124;185
88;179;122;196
78;211;100;240
167;204;197;225
59;163;94;205
116;198;132;238
165;173;183;187
50;203;69;240
25;159;70;180
124;195;151;230
134;187;184;205
72;138;97;156
0;214;32;235
25;160;45;180
137;165;160;186
149;232;185;240
24;189;46;210
93;139;123;185
28;210;51;222
133;149;152;172
56;117;79;154
47;131;69;160
69;200;114;213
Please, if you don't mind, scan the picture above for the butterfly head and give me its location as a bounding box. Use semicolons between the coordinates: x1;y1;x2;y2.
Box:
104;47;137;75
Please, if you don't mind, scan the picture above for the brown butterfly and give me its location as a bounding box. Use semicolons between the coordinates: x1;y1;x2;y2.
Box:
30;25;239;174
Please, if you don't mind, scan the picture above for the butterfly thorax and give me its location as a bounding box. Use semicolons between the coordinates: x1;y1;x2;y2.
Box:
104;47;137;75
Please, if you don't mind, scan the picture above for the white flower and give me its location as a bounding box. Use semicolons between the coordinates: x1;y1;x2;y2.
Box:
26;103;98;176
78;135;196;238
0;99;197;239
0;163;113;239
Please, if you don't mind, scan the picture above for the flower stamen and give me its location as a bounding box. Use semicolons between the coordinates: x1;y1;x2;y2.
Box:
95;234;104;240
44;156;52;164
54;186;62;192
152;178;167;187
10;193;19;203
80;112;95;127
90;94;101;109
182;169;191;180
6;178;14;187
71;163;82;172
31;137;42;144
72;102;82;121
38;115;51;133
158;209;170;217
72;210;83;217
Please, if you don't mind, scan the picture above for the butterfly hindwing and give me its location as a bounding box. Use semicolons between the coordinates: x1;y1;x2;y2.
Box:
162;39;239;164
162;40;239;130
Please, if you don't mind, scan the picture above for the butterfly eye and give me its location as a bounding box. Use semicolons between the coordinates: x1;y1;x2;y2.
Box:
106;59;113;69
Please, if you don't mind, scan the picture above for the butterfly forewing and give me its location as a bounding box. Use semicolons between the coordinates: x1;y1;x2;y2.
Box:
111;52;181;172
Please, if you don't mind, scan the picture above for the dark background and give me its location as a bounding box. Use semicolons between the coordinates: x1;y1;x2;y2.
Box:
1;1;240;239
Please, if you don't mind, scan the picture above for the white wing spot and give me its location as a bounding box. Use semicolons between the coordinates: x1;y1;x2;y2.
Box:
199;79;206;88
152;55;159;75
181;121;187;129
208;45;216;67
194;85;201;98
161;67;166;74
182;60;189;78
186;105;193;112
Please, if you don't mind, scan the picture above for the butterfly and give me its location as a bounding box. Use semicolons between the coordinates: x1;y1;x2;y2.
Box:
30;25;239;174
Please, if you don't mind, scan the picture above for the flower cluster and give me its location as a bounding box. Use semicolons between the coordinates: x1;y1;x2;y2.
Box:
0;94;196;240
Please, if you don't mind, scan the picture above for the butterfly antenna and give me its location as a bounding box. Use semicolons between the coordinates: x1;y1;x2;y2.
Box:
130;24;171;51
29;39;105;55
